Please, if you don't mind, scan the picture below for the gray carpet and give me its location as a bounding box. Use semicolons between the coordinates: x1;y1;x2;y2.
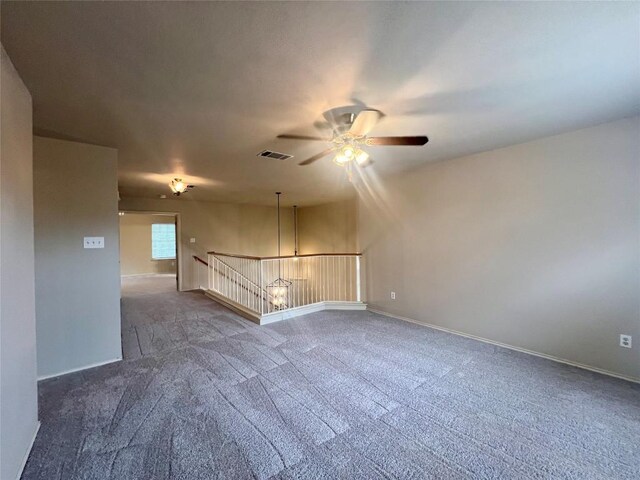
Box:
22;276;640;479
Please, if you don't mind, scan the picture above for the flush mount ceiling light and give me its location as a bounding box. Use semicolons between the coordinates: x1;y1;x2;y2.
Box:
169;178;194;196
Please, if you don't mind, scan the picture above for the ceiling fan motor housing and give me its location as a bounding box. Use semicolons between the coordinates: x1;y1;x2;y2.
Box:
322;106;367;133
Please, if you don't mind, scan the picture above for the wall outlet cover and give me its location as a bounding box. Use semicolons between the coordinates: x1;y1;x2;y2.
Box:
190;238;196;243
391;291;396;300
620;334;632;348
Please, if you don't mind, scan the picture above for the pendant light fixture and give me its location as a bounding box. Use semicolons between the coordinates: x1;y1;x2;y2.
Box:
267;192;291;310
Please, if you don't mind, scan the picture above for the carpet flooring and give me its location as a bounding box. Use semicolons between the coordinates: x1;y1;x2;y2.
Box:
21;275;640;479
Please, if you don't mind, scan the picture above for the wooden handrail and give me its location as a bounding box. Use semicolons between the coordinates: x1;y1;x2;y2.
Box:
193;255;208;266
208;252;262;260
207;251;362;260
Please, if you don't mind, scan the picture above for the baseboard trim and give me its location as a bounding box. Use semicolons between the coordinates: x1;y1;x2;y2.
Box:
204;290;262;323
260;301;367;325
37;357;122;381
204;290;367;326
368;308;640;384
15;421;40;480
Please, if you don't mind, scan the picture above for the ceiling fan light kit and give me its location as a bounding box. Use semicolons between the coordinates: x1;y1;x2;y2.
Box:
332;143;370;167
277;107;429;168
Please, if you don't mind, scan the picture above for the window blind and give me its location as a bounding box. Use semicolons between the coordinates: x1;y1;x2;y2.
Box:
151;223;176;260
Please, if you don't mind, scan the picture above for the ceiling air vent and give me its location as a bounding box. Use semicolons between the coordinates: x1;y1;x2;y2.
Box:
258;150;293;160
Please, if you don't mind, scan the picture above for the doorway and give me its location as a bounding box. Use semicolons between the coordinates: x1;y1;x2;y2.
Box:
118;211;181;294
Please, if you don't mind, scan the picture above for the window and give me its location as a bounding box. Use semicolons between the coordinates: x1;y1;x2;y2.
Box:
151;223;176;260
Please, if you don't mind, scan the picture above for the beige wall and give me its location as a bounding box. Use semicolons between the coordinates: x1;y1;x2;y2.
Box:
119;213;176;276
0;45;39;480
359;116;640;380
118;197;295;290
297;198;358;254
34;136;122;378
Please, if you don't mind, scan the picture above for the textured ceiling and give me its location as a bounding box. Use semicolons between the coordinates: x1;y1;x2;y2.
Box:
2;1;639;206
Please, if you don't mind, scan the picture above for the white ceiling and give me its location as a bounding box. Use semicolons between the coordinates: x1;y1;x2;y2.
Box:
2;1;639;206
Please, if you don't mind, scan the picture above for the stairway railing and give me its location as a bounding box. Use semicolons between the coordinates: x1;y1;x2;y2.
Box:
207;252;362;317
194;255;273;311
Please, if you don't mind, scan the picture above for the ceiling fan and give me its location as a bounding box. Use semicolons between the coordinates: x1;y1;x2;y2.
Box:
277;107;428;167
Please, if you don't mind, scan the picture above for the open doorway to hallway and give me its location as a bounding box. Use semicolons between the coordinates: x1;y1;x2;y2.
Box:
118;211;180;294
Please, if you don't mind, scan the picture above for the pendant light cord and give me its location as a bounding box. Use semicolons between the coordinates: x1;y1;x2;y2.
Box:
276;192;281;279
276;192;281;258
293;205;298;256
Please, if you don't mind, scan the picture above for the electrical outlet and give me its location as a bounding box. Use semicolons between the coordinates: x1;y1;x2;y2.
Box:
620;334;632;349
391;291;396;300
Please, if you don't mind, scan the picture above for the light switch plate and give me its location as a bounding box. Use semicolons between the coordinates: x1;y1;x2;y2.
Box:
190;238;196;243
84;237;104;249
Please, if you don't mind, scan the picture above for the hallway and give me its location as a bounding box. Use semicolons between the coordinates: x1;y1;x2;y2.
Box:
21;278;640;479
120;274;207;360
121;273;178;296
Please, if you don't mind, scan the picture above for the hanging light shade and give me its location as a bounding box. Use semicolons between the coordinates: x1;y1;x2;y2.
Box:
355;149;370;166
267;277;292;310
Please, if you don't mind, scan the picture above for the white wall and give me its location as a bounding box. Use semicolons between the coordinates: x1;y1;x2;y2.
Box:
33;136;122;378
0;46;39;480
359;116;640;380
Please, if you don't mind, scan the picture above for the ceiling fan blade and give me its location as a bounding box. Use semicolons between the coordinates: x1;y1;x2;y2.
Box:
298;148;335;166
366;136;429;146
349;109;382;137
277;134;327;141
